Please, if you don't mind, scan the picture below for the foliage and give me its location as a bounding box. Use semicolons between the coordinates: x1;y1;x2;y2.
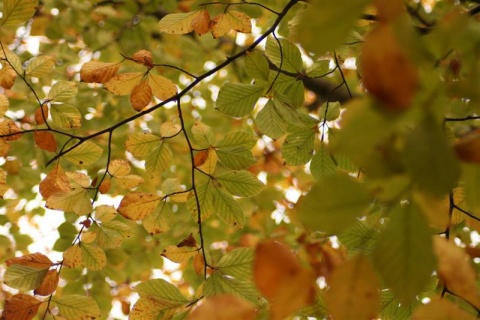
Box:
0;0;480;319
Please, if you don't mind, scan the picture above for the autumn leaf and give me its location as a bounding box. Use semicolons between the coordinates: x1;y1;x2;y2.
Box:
210;11;252;39
6;252;53;268
117;192;161;220
34;105;48;125
187;294;256;320
104;72;143;95
148;73;177;101
192;10;211;35
34;269;60;296
26;55;55;77
63;245;83;268
39;165;70;199
130;79;152;111
0;119;23;141
0;0;39;27
0;93;9;117
80;61;120;83
158;11;200;34
162;246;198;263
131;50;153;68
34;131;57;152
3;294;42;320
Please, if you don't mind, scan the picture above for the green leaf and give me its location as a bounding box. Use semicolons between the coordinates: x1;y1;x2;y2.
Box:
271;74;305;108
404;115;460;196
135;279;189;303
0;0;38;27
216;170;264;197
48;81;78;103
379;290;419;320
310;143;337;180
80;243;106;270
213;187;245;228
295;0;371;55
46;188;92;216
244;50;270;82
204;272;261;305
273;95;316;127
299;173;372;234
464;164;480;214
217;247;254;279
54;294;101;320
216;83;264;117
192;120;215;149
94;220;133;248
265;37;303;73
338;221;379;254
50;104;81;128
216;131;257;149
318;101;341;122
216;146;256;170
187;182;215;221
4;264;49;290
125;132;161;158
158;11;198;34
283;127;316;166
255;99;288;139
306;59;331;78
372;204;436;305
64;141;103;166
26;55;55;77
145;142;172;178
143;201;174;235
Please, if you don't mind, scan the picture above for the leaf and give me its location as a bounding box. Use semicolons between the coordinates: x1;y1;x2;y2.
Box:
135;279;189;303
46;188;91;215
216;83;264;117
187;294;256;320
0;63;16;89
125;132;161;158
464;164;480;214
34;269;59;296
265;37;303;73
158;11;199;34
63;245;83;268
160;120;181;137
48;81;77;103
0;119;23;141
255;99;288;139
213;187;245;229
192;120;215;149
54;294;101;320
204;272;261;306
338;221;379;254
108;159;130;177
117;192;161;221
216;146;256;170
210;11;251;38
34;131;57;152
299;173;373;234
104;72;143;95
216;170;264;197
95;220;134;249
25;55;55;77
115;174;144;189
34;105;48;125
217;248;254;279
94;205;117;222
187;182;215;221
64;141;103;166
80;61;120;83
3;294;42;320
244;50;270;82
0;0;38;27
80;243;106;270
433;237;480;308
295;0;371;55
162;246;198;263
310;143;337;180
283;127;316;166
192;9;211;35
145;142;172;178
216;131;256;149
0;168;8;198
195;147;217;174
306;59;331;78
143;201;174;235
412;297;475;320
327;255;380;320
50;104;82;128
5;252;53;267
148;73;177;101
131;50;153;68
4;264;49;291
253;240;315;319
130;297;183;320
373;204;436;305
130;79;152;111
0;94;9;118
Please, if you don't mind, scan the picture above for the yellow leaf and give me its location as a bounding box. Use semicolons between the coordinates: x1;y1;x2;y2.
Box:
195;147;217;174
0;63;16;89
0;139;11;157
211;11;252;39
162;246;198;263
117;192;161;220
26;55;55;77
6;252;53;268
66;171;91;188
3;294;42;320
412;297;475;320
115;174;144;189
187;294;256;320
434;237;480;308
125;132;161;158
0;119;23;141
158;11;199;34
81;231;97;243
63;245;83;268
104;72;143;95
0;0;39;28
94;205;117;222
81;243;106;270
63;141;103;166
160;120;181;137
130;79;153;111
34;269;59;296
0;93;9;117
80;61;120;83
39;165;70;199
192;10;211;35
46;187;92;215
131;50;153;68
0;168;8;198
148;73;177;101
34;131;57;152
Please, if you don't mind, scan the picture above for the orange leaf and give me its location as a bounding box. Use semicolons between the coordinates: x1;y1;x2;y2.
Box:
0;65;16;89
104;72;143;95
0;119;23;141
39;164;70;199
34;105;49;125
131;50;153;68
98;178;111;194
34;270;59;296
194;149;209;167
192;10;211;35
34;131;57;152
6;252;53;268
360;24;418;111
187;294;256;320
3;294;42;320
117;192;161;220
80;61;120;83
0;138;12;157
193;253;204;275
253;240;315;320
130;79;153;111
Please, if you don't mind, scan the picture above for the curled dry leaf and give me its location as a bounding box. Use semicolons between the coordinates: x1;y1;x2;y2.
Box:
192;10;211;35
130;79;153;111
80;61;120;83
187;294;256;320
34;131;57;152
360;24;418;111
131;50;153;68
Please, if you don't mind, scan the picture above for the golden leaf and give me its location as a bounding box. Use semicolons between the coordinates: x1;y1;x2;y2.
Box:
187;295;256;320
80;61;120;83
211;11;252;38
148;73;177;101
0;64;17;89
108;159;131;177
39;165;70;199
117;192;161;220
162;246;198;263
0;168;8;198
63;245;83;268
104;72;143;95
0;93;9;117
192;10;211;36
34;270;59;296
130;79;153;111
0;119;23;141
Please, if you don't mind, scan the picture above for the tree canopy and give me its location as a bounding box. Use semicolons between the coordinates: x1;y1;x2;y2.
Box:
1;0;480;319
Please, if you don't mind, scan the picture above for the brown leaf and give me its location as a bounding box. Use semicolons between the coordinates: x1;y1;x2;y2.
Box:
80;61;120;83
0;65;17;89
34;105;49;125
131;50;153;68
3;294;42;320
454;131;480;163
98;178;111;194
39;165;70;199
130;79;153;111
192;10;211;35
34;131;57;152
187;294;256;320
6;252;53;268
253;240;315;320
374;0;404;22
0;119;23;141
0;138;12;157
194;149;209;167
34;269;59;296
117;192;161;220
177;233;197;248
361;24;418;111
